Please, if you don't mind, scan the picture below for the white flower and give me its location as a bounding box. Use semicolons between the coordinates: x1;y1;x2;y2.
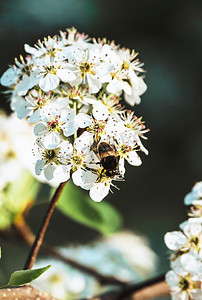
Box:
36;56;76;92
184;182;202;206
33;138;71;182
119;110;149;155
34;105;76;149
66;48;113;94
164;221;202;253
124;73;147;106
166;270;202;300
171;251;202;277
1;56;38;96
52;138;99;188
11;89;56;122
89;167;122;202
24;35;68;61
61;85;98;106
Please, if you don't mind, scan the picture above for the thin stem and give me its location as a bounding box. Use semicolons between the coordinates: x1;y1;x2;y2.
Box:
97;83;107;99
117;273;166;300
81;274;169;300
23;182;66;270
73;100;77;140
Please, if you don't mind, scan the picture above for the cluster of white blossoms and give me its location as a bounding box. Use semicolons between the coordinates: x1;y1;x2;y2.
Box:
165;181;202;300
33;231;157;299
0;27;148;202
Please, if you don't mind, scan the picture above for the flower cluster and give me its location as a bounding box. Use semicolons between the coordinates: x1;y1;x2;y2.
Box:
33;231;157;299
0;27;148;202
164;181;202;300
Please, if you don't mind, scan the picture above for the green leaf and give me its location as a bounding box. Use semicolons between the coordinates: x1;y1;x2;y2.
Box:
0;171;40;230
1;265;51;288
57;182;122;234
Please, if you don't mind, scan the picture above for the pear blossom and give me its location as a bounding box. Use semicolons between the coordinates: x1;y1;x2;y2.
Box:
33;138;72;182
1;27;149;202
165;222;202;254
65;48;114;94
166;270;202;300
165;181;202;300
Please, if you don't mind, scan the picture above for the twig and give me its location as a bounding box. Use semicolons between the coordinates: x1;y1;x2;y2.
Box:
84;274;170;300
14;217;125;286
23;182;66;270
117;273;166;299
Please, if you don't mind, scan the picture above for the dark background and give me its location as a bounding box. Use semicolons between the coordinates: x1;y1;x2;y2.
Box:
0;0;202;297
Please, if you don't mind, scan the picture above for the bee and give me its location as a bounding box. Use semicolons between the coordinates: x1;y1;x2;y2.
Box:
97;142;118;177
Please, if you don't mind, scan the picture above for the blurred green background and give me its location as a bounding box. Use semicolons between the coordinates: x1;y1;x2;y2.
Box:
0;0;202;298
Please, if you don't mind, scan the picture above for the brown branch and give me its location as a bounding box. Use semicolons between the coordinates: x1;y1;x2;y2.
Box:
0;285;56;300
14;217;126;286
23;182;66;270
83;274;170;300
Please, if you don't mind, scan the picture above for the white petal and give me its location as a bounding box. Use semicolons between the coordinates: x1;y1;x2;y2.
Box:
74;113;92;128
126;151;142;166
164;231;187;250
74;131;93;151
35;159;45;175
15;72;39;96
119;158;125;176
24;44;43;56
53;165;71;182
28;109;41;123
107;77;122;94
57;68;76;82
1;68;19;86
34;123;47;136
122;80;132;95
87;74;102;94
183;222;202;238
43;132;61;150
124;91;141;106
72;169;97;190
93;103;110;121
62;121;78;137
44;163;55;180
165;270;179;290
60;141;73;156
90;182;110;202
39;73;59;92
12;96;30;119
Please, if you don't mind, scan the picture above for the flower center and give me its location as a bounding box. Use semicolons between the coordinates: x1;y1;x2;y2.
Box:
178;277;190;291
122;61;130;70
45;65;57;75
96;168;111;184
70;150;85;172
36;98;47;108
47;115;63;132
87;119;106;141
48;273;63;284
45;149;56;161
117;144;132;158
79;62;94;78
5;149;16;160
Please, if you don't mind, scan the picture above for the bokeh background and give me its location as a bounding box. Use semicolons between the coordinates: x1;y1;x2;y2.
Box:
0;0;202;298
